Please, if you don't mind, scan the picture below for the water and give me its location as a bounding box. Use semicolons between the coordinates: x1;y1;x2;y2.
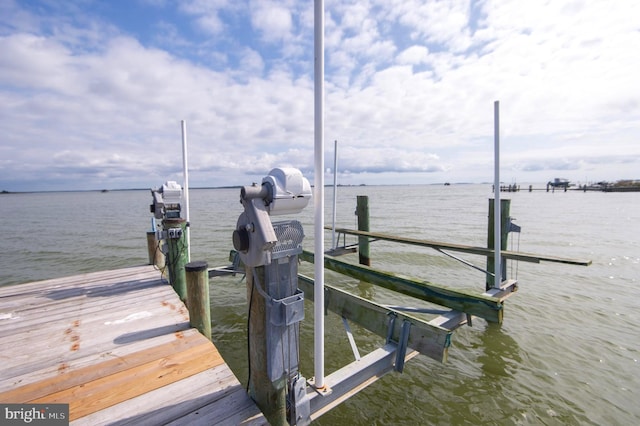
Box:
1;185;638;425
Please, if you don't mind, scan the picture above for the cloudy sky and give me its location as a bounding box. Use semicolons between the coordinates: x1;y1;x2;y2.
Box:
1;0;638;191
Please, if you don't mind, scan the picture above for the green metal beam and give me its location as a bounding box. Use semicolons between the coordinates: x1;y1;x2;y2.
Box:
327;227;592;266
297;274;452;363
300;251;504;324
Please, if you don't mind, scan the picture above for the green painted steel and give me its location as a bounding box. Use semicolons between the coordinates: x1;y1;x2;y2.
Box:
163;218;188;301
356;195;371;266
300;251;503;323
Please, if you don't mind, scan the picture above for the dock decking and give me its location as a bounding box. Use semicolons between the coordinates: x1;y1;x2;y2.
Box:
0;265;266;425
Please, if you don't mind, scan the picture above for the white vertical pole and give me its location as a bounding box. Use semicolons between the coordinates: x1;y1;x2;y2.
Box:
181;120;191;263
332;140;338;249
493;101;501;288
313;0;325;389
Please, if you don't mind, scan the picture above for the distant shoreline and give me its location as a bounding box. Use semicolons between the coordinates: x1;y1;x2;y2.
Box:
2;179;638;194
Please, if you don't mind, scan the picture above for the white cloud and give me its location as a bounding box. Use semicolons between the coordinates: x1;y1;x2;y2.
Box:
385;0;474;52
178;0;234;35
397;45;430;65
238;47;265;74
250;1;294;43
1;0;639;191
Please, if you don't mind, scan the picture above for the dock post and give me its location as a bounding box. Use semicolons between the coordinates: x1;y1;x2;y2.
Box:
246;265;287;426
146;231;165;268
163;218;188;301
185;261;211;341
486;199;510;291
356;195;371;266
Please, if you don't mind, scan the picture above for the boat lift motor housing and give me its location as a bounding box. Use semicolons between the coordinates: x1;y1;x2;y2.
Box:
232;167;312;426
150;181;183;220
233;168;311;268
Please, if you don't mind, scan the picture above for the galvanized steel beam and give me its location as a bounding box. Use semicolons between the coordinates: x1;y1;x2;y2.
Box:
297;274;452;363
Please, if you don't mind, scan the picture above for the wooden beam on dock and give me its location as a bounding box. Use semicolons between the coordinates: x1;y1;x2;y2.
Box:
300;251;504;324
327;227;592;266
297;275;452;363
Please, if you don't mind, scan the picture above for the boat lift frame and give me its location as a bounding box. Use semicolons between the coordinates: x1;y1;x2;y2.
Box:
201;0;593;420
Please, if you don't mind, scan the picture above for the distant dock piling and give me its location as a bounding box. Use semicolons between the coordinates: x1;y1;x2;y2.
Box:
493;184;520;192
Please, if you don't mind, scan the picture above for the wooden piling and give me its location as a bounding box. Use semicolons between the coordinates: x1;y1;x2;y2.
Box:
486;199;510;291
356;195;371;266
246;265;287;426
185;261;211;341
163;218;188;301
146;231;165;268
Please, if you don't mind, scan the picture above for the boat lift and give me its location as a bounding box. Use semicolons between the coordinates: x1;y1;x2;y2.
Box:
184;2;591;423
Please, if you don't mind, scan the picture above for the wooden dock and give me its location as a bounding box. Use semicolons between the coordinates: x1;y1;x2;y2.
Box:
0;265;266;425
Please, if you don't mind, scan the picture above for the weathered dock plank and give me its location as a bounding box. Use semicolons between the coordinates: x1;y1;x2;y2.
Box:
0;265;266;425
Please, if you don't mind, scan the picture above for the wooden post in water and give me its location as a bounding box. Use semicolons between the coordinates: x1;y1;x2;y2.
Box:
146;231;165;268
163;218;188;301
486;199;511;291
356;195;371;266
185;261;211;341
246;265;287;426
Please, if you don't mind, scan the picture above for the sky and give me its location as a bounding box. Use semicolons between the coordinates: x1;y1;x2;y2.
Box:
1;0;639;191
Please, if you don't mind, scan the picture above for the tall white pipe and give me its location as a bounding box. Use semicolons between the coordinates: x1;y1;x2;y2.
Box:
181;120;191;263
313;0;325;389
493;101;501;288
332;140;338;249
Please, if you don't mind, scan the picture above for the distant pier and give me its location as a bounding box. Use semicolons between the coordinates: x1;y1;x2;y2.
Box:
494;180;640;193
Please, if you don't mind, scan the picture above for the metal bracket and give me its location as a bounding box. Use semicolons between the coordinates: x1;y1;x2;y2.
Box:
386;312;397;344
288;375;310;426
342;317;361;361
394;320;412;373
508;218;521;233
268;289;305;327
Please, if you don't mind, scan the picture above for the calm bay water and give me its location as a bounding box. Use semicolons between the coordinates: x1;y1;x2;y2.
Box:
0;185;638;425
